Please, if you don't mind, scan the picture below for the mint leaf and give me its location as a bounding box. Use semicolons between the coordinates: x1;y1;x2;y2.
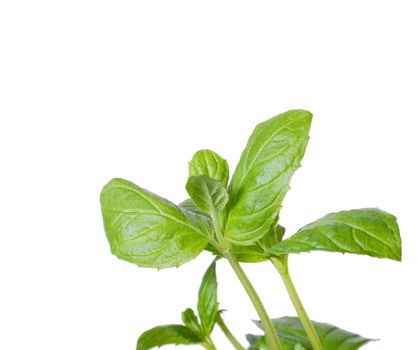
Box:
260;224;286;250
179;199;214;233
136;325;202;350
206;242;267;262
179;198;211;218
252;316;373;350
186;175;229;213
268;208;401;261
189;149;229;187
100;178;208;269
182;308;202;336
247;334;304;350
206;224;285;263
226;110;312;245
197;260;218;335
247;334;268;349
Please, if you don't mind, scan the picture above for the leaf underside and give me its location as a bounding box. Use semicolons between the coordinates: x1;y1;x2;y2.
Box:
268;208;401;261
250;316;373;350
100;178;208;269
225;110;312;245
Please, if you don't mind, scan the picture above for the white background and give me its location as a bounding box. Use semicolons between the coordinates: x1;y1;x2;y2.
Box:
1;1;416;349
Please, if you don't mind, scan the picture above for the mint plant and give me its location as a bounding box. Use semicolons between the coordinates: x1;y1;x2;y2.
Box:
100;110;401;350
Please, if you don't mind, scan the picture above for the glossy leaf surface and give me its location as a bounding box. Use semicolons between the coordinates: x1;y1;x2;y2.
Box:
189;149;229;187
226;110;312;245
268;208;401;261
186;175;229;213
198;260;218;335
252;316;373;350
136;325;202;350
100;178;208;269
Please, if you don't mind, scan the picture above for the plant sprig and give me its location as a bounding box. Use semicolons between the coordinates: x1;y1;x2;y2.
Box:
100;110;402;349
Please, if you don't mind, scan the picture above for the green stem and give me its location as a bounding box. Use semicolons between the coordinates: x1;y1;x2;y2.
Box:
211;211;224;246
225;251;282;350
271;256;324;350
202;336;217;350
216;313;245;350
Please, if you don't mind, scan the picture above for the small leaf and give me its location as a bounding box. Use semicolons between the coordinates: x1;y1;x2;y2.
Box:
206;224;285;263
260;224;286;250
100;178;208;269
226;110;312;245
205;239;268;262
186;175;229;213
252;316;373;350
136;325;202;350
268;208;401;261
189;149;230;187
182;308;202;336
198;260;218;335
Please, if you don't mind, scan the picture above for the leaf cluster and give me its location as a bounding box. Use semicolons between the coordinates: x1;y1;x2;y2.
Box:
100;110;402;349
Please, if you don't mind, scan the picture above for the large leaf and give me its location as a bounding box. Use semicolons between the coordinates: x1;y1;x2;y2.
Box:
100;178;208;269
136;325;202;350
225;110;312;245
268;208;401;261
198;260;218;335
186;175;229;213
251;316;373;350
189;149;229;187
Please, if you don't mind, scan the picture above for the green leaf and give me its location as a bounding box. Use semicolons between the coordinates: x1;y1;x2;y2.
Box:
189;149;229;187
268;208;401;261
179;199;212;218
100;178;208;269
259;224;286;250
246;334;303;350
186;175;229;213
136;325;202;350
246;334;268;350
225;110;312;245
198;260;218;335
182;308;202;336
179;199;214;233
252;316;373;350
206;242;267;263
206;224;285;263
